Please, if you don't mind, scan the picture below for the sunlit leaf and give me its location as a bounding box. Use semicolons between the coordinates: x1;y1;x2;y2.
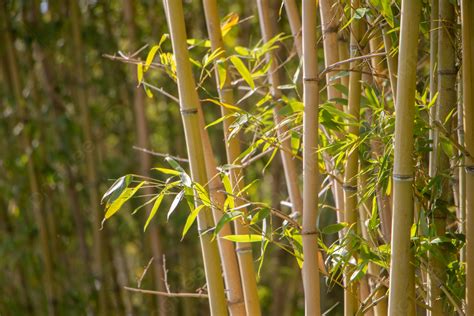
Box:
105;181;145;219
144;192;165;231
230;56;255;89
222;234;266;243
182;204;205;240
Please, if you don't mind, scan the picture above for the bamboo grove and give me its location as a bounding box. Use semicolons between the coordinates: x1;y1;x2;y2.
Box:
2;0;474;315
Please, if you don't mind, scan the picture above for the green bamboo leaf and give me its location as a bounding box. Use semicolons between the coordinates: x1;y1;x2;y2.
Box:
144;192;165;231
222;234;265;243
215;211;242;235
221;173;234;210
181;204;205;240
105;181;145;219
230;56;255;89
321;222;348;235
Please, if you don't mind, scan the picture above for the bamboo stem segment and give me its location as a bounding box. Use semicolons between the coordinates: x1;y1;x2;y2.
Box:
202;0;261;315
388;1;422;315
301;0;322;315
461;1;474;314
163;1;228;314
256;0;303;217
343;2;362;314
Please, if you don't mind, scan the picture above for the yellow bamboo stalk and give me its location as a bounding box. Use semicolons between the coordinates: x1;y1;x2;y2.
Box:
387;1;422;315
427;1;456;315
343;2;363;314
256;0;303;216
359;173;388;316
202;0;262;315
257;0;303;213
301;0;322;315
0;5;56;315
461;1;474;314
163;1;228;314
429;0;439;179
284;0;302;57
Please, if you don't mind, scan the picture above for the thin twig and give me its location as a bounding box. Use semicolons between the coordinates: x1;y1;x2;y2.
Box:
320;52;387;78
124;286;209;298
137;257;154;288
132;146;189;163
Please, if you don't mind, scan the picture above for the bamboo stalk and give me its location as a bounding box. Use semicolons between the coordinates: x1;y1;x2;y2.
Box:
387;1;422;315
202;0;262;314
359;173;388;316
256;0;303;217
429;0;439;179
343;2;363;314
428;1;456;314
301;0;322;315
163;1;228;314
461;1;474;314
122;1;167;313
284;0;302;57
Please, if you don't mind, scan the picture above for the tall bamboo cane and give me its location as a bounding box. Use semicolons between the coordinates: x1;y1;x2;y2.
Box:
202;0;262;314
429;0;439;179
256;0;303;217
428;1;456;314
301;0;322;314
461;1;474;314
387;1;422;315
163;1;228;314
122;1;167;313
343;1;363;314
284;0;302;57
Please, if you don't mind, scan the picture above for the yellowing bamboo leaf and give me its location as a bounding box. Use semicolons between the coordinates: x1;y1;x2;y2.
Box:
105;181;145;219
145;45;160;71
222;234;265;243
137;63;144;84
153;167;181;176
221;13;239;37
204;98;242;113
230;56;255;89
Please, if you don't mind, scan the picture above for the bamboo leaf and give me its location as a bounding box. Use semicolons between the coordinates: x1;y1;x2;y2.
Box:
101;175;132;206
167;190;184;220
137;63;144;84
222;234;265;243
321;222;348;235
230;56;255;89
221;13;239;37
105;181;145;219
145;45;160;71
144;192;165;231
215;211;242;235
181;204;205;240
153;167;181;176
